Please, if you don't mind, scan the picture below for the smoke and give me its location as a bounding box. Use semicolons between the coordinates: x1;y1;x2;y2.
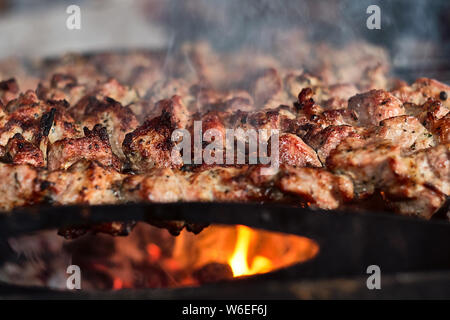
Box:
155;0;450;81
161;0;446;45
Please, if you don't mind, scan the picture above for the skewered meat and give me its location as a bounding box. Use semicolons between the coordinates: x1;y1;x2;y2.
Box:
0;44;449;238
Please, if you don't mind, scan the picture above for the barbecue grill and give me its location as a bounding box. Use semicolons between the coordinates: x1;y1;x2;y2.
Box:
0;202;449;299
0;0;449;301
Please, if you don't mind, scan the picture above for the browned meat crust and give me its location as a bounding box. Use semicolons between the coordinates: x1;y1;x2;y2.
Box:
0;45;449;237
4;133;45;167
348;89;405;126
392;78;450;109
47;124;120;171
384;144;449;219
41;160;124;206
81;97;139;160
278;133;322;167
278;166;354;209
122;96;187;171
0;78;19;105
0;162;38;211
121;164;353;210
305;125;358;163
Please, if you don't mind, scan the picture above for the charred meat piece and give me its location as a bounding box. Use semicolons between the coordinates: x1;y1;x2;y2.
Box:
36;73;87;106
0;92;81;155
123;112;182;171
4;133;45;167
70;78;138;119
404;98;449;123
122;96;188;171
328;136;449;218
377;115;435;153
81;97;139;160
4;89;41;113
305;125;359;163
147;79;195;113
58;221;136;239
47;124;120;171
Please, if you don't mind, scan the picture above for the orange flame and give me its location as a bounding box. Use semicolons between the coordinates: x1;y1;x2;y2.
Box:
146;243;162;262
228;225;272;277
113;278;123;290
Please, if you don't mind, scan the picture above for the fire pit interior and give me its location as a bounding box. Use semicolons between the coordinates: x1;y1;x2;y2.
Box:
0;0;449;300
0;222;318;291
0;201;450;299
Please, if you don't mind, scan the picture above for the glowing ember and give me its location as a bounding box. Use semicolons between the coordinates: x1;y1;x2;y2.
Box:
113;278;123;290
146;243;162;262
0;223;319;290
229;225;273;277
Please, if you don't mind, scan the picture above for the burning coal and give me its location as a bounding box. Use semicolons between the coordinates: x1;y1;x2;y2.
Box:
0;223;318;290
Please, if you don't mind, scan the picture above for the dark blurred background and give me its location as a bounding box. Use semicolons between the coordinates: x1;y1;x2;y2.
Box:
159;0;450;80
0;0;449;80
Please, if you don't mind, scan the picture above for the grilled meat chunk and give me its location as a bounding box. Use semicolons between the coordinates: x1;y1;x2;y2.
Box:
383;144;449;219
0;162;38;211
427;112;450;144
4;133;45;167
123;96;188;171
81;97;139;159
122;168;187;202
40;160;124;206
278;166;354;209
122;164;354;210
47;124;120;171
278;133;321;167
0;78;19;105
0;91;80;148
392;78;450;109
70;78;138;120
327;139;402;197
377;115;435;153
36;73;87;106
122;166;254;203
348;89;405;126
305;125;358;163
58;221;136;239
328;137;449;217
404;98;449;123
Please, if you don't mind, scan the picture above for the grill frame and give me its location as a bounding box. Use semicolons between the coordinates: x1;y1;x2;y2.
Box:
0;202;450;299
